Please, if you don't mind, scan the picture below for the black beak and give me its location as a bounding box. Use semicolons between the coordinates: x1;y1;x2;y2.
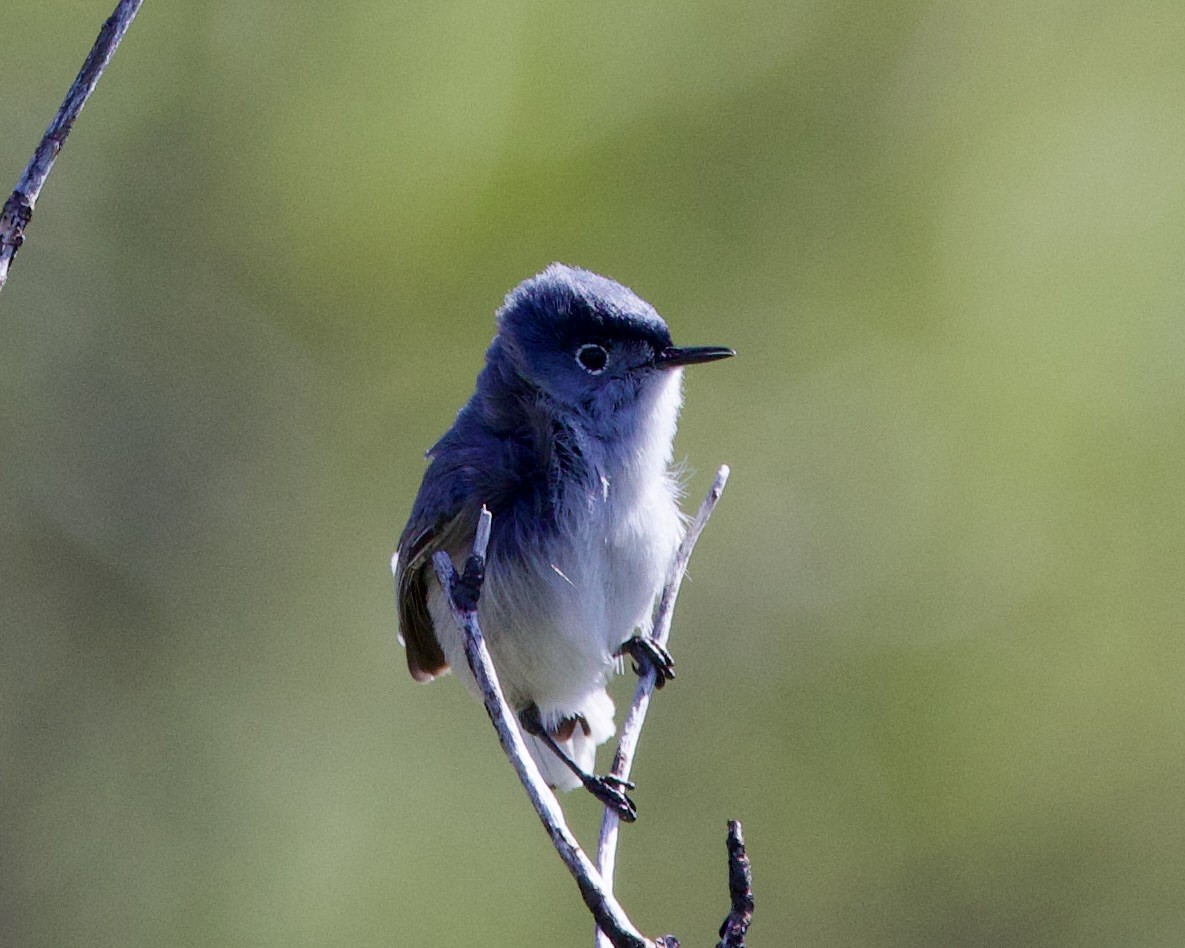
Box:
653;345;736;369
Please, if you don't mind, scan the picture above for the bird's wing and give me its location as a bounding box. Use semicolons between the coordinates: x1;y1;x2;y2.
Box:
392;480;477;682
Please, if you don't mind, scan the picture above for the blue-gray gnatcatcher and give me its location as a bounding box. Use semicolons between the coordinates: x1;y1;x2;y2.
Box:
391;264;733;820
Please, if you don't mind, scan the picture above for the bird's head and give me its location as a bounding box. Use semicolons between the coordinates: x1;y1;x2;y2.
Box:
491;264;733;425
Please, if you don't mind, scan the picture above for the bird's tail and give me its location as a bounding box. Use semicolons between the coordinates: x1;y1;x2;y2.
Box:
523;689;616;792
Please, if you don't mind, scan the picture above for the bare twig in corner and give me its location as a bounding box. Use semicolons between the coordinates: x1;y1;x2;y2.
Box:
0;0;144;294
431;508;665;948
717;821;754;948
595;463;731;931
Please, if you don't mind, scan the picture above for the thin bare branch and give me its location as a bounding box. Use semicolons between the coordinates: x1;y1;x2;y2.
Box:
432;474;743;948
717;821;754;948
431;507;662;948
595;464;731;922
0;0;144;293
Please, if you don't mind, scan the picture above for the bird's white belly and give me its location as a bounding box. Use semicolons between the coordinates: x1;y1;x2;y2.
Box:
430;478;683;719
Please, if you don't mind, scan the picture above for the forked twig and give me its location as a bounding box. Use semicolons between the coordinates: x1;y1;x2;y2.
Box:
431;509;662;948
433;467;748;948
0;0;144;293
595;464;731;923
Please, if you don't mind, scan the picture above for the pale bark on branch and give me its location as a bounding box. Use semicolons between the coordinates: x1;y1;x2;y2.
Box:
596;464;731;940
432;467;752;948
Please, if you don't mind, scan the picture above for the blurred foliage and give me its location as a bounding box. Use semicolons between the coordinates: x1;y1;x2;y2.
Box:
3;1;1185;946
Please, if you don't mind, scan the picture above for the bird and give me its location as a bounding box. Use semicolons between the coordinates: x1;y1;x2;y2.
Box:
391;263;733;819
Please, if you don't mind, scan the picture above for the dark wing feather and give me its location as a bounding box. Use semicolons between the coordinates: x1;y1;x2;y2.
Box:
393;483;477;682
394;397;533;681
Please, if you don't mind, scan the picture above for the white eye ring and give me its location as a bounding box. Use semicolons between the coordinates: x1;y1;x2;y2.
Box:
575;343;609;375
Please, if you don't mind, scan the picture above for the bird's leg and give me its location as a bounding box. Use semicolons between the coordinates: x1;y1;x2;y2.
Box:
518;703;637;822
618;635;676;688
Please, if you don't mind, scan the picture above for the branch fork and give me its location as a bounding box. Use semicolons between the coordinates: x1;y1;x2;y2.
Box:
432;465;751;948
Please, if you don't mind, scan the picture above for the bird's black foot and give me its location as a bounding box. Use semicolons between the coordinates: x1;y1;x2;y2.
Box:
518;703;640;821
619;635;676;688
583;773;638;823
450;553;485;612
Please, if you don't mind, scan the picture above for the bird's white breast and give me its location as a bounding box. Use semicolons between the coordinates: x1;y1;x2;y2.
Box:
430;371;686;720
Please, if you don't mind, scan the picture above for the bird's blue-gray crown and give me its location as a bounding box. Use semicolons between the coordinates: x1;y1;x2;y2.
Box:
483;264;672;412
479;263;733;420
498;264;674;360
459;263;733;441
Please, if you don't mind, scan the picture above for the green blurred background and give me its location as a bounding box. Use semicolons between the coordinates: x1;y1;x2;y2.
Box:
3;2;1184;946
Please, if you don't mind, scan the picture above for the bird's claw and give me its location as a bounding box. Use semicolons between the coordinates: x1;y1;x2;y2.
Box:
451;554;485;611
585;773;638;822
519;703;638;820
619;635;676;688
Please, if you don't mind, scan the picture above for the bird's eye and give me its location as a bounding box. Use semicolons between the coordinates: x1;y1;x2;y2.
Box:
575;343;609;375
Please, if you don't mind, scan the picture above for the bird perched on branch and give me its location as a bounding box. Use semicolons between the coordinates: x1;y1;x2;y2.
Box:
392;264;733;819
